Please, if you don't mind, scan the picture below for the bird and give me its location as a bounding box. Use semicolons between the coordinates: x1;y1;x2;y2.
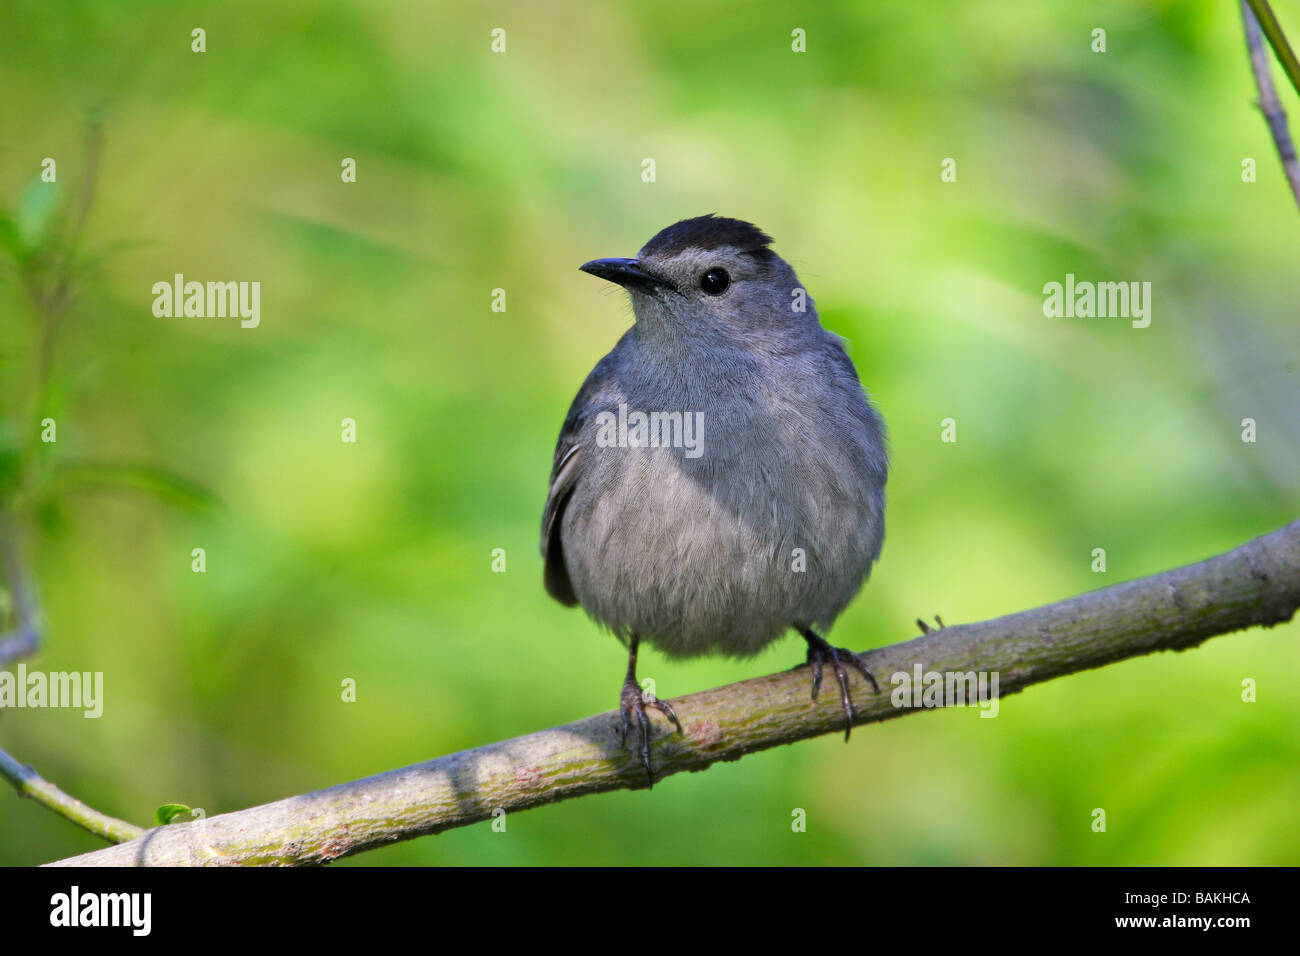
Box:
541;214;888;785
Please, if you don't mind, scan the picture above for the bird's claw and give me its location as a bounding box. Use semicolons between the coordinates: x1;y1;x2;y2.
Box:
804;634;879;742
619;678;682;788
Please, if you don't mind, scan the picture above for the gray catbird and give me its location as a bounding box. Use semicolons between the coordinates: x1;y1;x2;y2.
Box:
541;215;888;784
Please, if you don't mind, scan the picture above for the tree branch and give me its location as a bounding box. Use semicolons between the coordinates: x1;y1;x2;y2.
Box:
1246;0;1300;100
0;746;143;844
1242;0;1300;210
38;519;1299;867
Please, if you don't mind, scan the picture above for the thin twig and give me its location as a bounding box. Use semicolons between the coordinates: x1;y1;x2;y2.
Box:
45;518;1300;867
1246;0;1300;99
0;746;143;844
1242;0;1300;209
0;512;41;666
48;116;103;318
30;117;104;427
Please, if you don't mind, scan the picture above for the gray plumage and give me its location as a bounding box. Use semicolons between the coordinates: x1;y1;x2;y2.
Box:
542;215;887;662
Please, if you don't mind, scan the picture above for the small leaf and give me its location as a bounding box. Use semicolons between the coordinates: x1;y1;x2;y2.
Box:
16;178;60;247
0;207;23;259
154;803;192;826
53;460;221;516
70;238;153;278
0;422;19;497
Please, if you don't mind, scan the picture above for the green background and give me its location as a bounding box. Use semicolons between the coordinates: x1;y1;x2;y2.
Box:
1;0;1297;865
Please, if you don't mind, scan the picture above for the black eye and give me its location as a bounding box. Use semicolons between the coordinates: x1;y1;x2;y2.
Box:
699;267;730;295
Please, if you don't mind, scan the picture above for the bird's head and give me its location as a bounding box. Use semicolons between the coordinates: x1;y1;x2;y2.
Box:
579;215;815;343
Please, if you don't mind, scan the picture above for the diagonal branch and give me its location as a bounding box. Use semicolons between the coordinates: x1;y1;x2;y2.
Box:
1242;0;1300;210
0;746;143;845
42;519;1300;867
1246;0;1300;99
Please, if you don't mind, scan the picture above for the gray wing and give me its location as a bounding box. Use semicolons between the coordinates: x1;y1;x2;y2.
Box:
540;345;624;606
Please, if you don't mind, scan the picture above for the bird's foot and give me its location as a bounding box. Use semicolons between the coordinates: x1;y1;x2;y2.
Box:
802;630;879;741
916;614;945;635
619;677;682;788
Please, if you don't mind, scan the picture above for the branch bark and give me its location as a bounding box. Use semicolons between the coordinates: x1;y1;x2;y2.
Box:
1242;0;1300;210
0;746;143;844
42;519;1300;867
1245;0;1300;100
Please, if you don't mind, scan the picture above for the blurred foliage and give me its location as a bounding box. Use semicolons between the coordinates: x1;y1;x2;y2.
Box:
0;0;1297;866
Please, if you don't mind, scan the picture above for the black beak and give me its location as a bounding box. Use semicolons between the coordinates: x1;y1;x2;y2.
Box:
579;257;675;293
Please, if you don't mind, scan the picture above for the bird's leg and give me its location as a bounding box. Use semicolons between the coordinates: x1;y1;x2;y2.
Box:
799;627;879;742
618;633;682;788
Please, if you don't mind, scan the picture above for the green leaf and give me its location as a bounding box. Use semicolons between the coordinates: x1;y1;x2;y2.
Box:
154;803;192;826
52;460;222;516
16;178;60;247
0;207;23;259
0;422;19;498
72;238;154;274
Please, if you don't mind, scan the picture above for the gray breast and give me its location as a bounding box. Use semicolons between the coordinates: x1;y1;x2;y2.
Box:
558;343;886;659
